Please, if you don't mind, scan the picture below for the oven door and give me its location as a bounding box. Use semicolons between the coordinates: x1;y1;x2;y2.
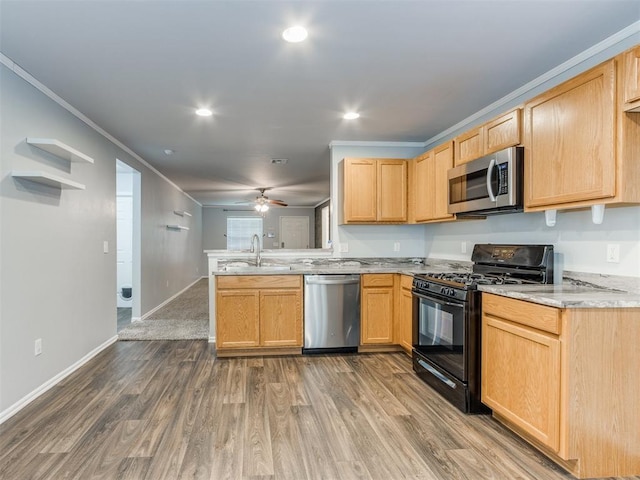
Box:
412;290;466;381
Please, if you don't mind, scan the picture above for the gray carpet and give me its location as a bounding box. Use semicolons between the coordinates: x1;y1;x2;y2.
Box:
118;278;209;341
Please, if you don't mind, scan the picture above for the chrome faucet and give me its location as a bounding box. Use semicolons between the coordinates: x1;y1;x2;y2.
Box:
250;234;262;267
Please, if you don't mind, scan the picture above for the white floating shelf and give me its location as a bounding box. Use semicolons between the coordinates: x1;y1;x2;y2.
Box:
26;138;94;164
173;210;192;217
12;171;86;190
166;225;189;231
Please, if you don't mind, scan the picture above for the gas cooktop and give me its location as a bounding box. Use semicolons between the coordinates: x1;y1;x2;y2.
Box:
417;272;527;288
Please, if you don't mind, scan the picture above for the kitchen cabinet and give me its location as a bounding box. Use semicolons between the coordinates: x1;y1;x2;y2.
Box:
481;293;640;479
216;275;302;356
412;141;455;223
361;274;395;345
482;295;561;451
454;108;521;165
339;158;408;224
623;45;640;111
524;55;640;211
454;127;483;166
395;274;413;355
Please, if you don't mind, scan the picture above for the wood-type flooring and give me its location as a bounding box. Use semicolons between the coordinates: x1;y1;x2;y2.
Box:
1;340;637;480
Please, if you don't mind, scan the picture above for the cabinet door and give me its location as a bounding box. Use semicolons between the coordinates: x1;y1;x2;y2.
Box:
524;60;616;209
454;127;483;165
482;314;561;452
623;45;640;108
432;142;455;220
361;275;394;344
216;290;260;348
413;152;433;222
260;289;302;347
377;159;407;222
343;158;377;222
484;109;521;154
397;278;413;354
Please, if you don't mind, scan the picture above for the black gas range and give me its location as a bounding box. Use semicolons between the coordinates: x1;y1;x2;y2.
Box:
412;244;554;413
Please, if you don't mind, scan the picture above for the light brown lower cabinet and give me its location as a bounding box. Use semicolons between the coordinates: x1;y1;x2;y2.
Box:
481;293;640;479
395;274;413;355
360;274;395;346
216;275;302;356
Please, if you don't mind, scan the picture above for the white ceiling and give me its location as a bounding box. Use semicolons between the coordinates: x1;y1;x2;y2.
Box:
1;1;638;207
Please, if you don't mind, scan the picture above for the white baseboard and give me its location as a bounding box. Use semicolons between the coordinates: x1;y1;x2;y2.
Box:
0;335;118;425
140;277;204;320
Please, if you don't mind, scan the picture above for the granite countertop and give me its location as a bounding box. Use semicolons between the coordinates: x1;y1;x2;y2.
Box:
478;283;640;309
213;257;471;277
210;255;640;309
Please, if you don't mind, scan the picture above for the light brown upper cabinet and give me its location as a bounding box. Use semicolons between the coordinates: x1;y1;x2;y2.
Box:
623;45;640;111
339;158;408;224
454;108;521;166
524;53;640;211
411;141;455;223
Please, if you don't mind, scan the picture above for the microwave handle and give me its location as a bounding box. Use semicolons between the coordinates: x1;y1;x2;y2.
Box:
486;158;497;202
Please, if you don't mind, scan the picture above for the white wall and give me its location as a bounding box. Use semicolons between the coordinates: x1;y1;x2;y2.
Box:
330;143;427;258
0;63;203;418
203;206;316;250
425;208;640;277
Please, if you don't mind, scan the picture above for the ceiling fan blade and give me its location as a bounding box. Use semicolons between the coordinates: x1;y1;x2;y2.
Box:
267;199;288;206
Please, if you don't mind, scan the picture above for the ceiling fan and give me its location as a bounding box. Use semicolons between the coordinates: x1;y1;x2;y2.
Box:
240;188;288;212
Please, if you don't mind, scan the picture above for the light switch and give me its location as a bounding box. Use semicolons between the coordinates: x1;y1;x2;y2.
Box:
103;241;109;254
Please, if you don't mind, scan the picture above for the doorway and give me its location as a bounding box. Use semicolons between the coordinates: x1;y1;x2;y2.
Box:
280;216;310;249
116;160;141;331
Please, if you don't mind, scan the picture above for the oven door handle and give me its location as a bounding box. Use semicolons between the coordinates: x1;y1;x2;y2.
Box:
412;290;464;309
416;359;457;389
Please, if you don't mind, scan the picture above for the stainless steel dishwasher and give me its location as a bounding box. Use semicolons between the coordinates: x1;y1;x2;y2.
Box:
303;274;361;354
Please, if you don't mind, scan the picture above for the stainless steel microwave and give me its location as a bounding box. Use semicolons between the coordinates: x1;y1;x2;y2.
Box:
447;146;523;216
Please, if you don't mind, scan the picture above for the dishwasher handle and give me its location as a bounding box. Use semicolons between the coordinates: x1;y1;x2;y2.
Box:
304;275;360;286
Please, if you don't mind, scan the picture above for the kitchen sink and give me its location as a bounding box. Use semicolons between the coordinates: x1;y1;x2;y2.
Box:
221;265;292;272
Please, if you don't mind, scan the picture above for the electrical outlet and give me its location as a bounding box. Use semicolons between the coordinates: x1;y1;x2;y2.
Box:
461;242;467;254
393;242;400;252
339;242;349;253
606;244;620;263
35;338;42;356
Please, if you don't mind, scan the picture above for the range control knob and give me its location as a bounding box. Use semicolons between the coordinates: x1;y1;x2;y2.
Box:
440;287;456;296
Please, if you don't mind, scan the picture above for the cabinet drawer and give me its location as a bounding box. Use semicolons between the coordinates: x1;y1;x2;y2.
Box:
217;275;301;290
362;274;395;287
482;293;560;334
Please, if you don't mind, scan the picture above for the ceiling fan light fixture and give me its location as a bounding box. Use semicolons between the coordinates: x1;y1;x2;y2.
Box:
255;203;269;212
282;26;308;43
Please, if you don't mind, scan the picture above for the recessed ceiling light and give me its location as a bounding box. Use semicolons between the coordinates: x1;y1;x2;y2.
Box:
271;158;289;165
163;149;175;156
343;112;360;120
195;108;213;117
282;26;308;43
